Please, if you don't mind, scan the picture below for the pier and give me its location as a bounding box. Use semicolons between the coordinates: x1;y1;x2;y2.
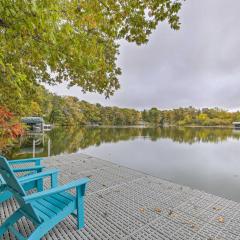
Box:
1;153;240;239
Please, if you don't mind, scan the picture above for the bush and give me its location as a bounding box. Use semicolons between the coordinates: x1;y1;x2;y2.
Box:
0;107;24;149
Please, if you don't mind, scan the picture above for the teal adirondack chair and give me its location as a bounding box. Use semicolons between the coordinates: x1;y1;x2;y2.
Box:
0;156;89;240
0;157;44;203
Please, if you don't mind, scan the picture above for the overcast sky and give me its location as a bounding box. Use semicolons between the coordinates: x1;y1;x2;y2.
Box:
46;0;240;110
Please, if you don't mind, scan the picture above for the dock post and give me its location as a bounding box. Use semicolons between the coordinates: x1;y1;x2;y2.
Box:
33;139;35;158
48;139;51;157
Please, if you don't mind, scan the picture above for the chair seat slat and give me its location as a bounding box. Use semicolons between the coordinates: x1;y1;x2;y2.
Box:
33;208;50;222
59;192;75;201
44;195;68;209
36;198;63;214
51;192;75;204
33;202;56;218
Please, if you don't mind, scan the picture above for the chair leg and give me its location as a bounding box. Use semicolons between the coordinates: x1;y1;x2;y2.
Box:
0;209;23;237
76;185;86;229
77;196;84;229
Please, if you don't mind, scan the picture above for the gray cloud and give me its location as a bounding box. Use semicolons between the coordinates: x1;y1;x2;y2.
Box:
46;0;240;110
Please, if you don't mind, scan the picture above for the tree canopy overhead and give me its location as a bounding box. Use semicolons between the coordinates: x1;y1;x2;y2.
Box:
0;0;183;102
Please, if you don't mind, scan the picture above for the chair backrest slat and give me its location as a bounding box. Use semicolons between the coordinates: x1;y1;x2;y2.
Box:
0;156;41;222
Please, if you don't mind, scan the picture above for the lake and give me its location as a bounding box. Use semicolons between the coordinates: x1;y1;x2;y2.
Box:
4;126;240;202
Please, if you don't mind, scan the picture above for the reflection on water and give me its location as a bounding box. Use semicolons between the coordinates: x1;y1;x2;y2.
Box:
4;126;240;202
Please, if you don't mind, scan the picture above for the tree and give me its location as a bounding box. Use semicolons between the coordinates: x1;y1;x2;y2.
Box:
142;110;149;122
0;0;184;108
0;107;24;149
148;108;161;125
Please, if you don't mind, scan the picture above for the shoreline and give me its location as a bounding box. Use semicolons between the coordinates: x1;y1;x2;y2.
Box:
55;124;237;129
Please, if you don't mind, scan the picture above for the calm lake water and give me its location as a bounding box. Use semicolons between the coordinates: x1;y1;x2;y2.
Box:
5;126;240;202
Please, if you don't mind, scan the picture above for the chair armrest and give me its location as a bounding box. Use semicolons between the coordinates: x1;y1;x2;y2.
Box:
24;178;89;203
19;169;59;191
19;169;59;183
12;166;44;173
9;158;43;166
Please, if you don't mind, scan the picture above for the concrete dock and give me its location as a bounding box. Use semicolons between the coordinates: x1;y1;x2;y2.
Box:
1;153;240;239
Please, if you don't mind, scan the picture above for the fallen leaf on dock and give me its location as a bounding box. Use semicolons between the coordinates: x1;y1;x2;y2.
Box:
217;216;224;223
139;208;145;213
184;220;199;231
213;207;222;211
154;208;161;213
168;210;178;218
190;224;196;229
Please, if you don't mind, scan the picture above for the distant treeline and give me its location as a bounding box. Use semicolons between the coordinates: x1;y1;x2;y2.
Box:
1;85;240;126
142;107;240;126
1;85;141;126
